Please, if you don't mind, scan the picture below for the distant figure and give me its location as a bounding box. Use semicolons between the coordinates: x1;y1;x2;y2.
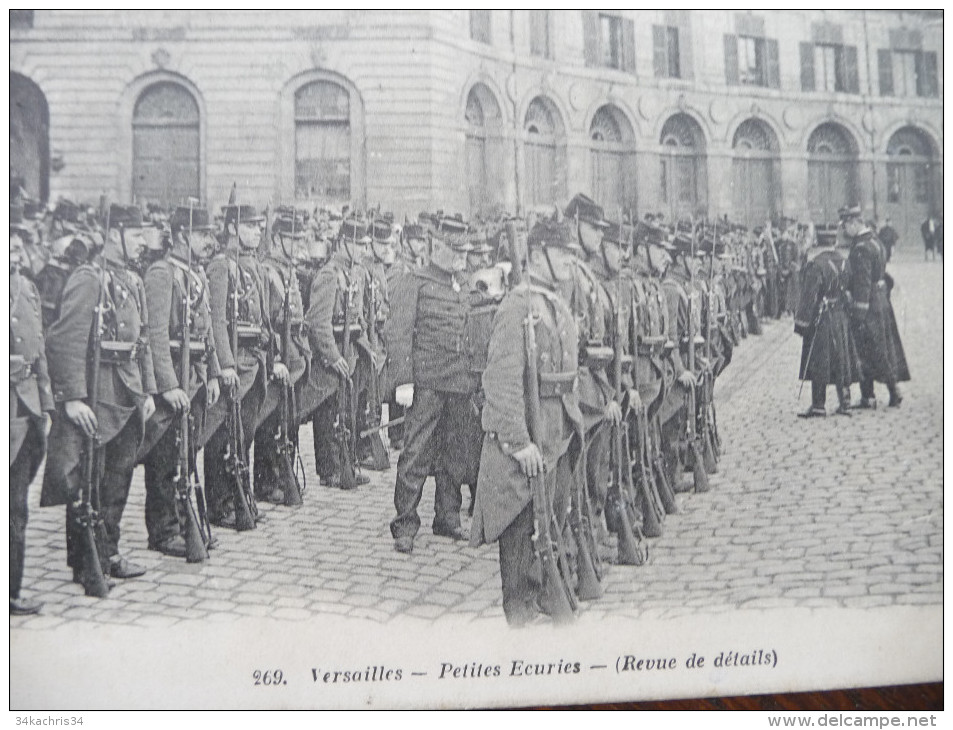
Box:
921;216;938;261
936;218;943;259
877;218;898;263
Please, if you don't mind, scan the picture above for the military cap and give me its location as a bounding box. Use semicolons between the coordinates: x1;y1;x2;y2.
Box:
564;193;611;229
670;231;698;256
274;206;308;237
222;204;264;227
468;227;494;255
108;204;143;229
403;223;425;240
435;214;472;252
339;216;371;243
838;205;862;222
815;224;838;246
526;216;582;253
170;205;216;233
53;199;83;224
602;222;627;247
371;218;394;242
142;222;172;251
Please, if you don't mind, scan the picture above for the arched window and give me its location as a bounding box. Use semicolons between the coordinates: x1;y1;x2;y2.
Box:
731;118;781;228
294;80;351;201
885;125;937;244
659;113;707;220
465;83;504;218
523;96;566;208
10;73;49;202
807;122;858;223
589;105;637;217
132;81;200;208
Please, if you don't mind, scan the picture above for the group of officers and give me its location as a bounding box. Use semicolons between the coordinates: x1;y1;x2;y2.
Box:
10;182;864;626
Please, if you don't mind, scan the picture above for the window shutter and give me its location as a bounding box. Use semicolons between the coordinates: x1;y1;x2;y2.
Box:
800;42;815;91
765;38;780;88
843;45;860;94
582;11;600;67
653;25;668;77
622;17;637;74
679;25;693;80
878;49;894;96
921;51;939;97
724;34;739;85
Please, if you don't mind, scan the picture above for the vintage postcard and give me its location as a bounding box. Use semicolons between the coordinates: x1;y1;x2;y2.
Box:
9;9;942;710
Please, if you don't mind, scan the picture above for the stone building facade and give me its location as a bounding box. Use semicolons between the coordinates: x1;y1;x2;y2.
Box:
10;10;942;243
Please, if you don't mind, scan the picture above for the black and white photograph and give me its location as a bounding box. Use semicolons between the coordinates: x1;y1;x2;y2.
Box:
8;9;943;712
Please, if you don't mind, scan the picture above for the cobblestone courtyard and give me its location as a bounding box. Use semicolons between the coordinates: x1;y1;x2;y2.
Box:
10;251;942;632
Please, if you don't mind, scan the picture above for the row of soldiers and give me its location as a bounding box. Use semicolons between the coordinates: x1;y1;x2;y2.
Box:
10;185;773;624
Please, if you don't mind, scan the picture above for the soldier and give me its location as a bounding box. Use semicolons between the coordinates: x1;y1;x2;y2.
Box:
136;207;222;556
202;198;279;528
42;205;158;589
10;230;54;614
308;215;375;490
561;194;621;553
840;206;910;409
794;225;858;418
469;214;585;627
252;206;310;504
877;217;899;263
386;214;475;553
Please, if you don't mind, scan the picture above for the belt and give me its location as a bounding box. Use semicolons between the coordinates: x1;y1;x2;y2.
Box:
235;323;266;347
538;371;577;398
581;344;614;369
100;340;141;364
170;340;209;361
637;335;666;357
332;323;363;337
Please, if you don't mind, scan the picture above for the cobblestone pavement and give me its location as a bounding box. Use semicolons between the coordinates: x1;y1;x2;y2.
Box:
11;251;941;631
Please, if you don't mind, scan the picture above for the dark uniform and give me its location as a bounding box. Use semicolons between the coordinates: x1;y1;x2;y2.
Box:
794;231;859;416
202;226;271;526
137;217;221;552
470;275;583;626
42;241;158;581
844;225;910;407
386;217;475;550
10;266;54;612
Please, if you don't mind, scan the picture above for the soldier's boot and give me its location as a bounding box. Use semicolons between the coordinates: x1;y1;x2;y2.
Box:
887;383;902;408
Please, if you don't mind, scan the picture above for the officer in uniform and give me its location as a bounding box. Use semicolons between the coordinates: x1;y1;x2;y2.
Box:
308;215;374;489
252;207;309;504
794;225;859;418
470;214;585;627
202;199;277;527
137;207;222;555
386;214;475;553
42;205;158;589
840;206;910;409
10;231;54;614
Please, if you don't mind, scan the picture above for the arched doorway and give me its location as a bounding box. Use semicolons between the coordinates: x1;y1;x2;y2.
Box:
732;118;781;229
523;96;566;209
807;122;859;225
589;104;637;218
885;126;937;247
465;83;504;218
10;73;49;202
659;113;707;221
132;81;200;208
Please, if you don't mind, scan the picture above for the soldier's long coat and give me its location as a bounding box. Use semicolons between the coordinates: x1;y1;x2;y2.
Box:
470;280;584;546
794;249;861;387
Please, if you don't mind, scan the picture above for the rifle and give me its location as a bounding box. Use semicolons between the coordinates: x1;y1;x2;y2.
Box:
523;308;576;624
685;223;710;493
173;199;211;561
361;271;390;471
223;204;258;531
333;271;359;490
699;224;719;474
607;286;650;563
76;210;112;598
274;210;305;506
626;285;666;541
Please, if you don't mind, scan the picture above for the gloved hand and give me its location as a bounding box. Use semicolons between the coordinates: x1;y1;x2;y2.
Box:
395;383;415;408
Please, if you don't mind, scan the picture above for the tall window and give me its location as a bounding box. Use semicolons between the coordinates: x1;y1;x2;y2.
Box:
529;10;551;58
132;81;200;208
878;49;939;97
653;26;681;78
465;84;504;218
589;105;636;216
800;41;859;93
294;80;350;200
470;10;491;44
725;33;779;88
659;113;707;220
523;97;565;208
582;11;635;73
600;14;624;69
